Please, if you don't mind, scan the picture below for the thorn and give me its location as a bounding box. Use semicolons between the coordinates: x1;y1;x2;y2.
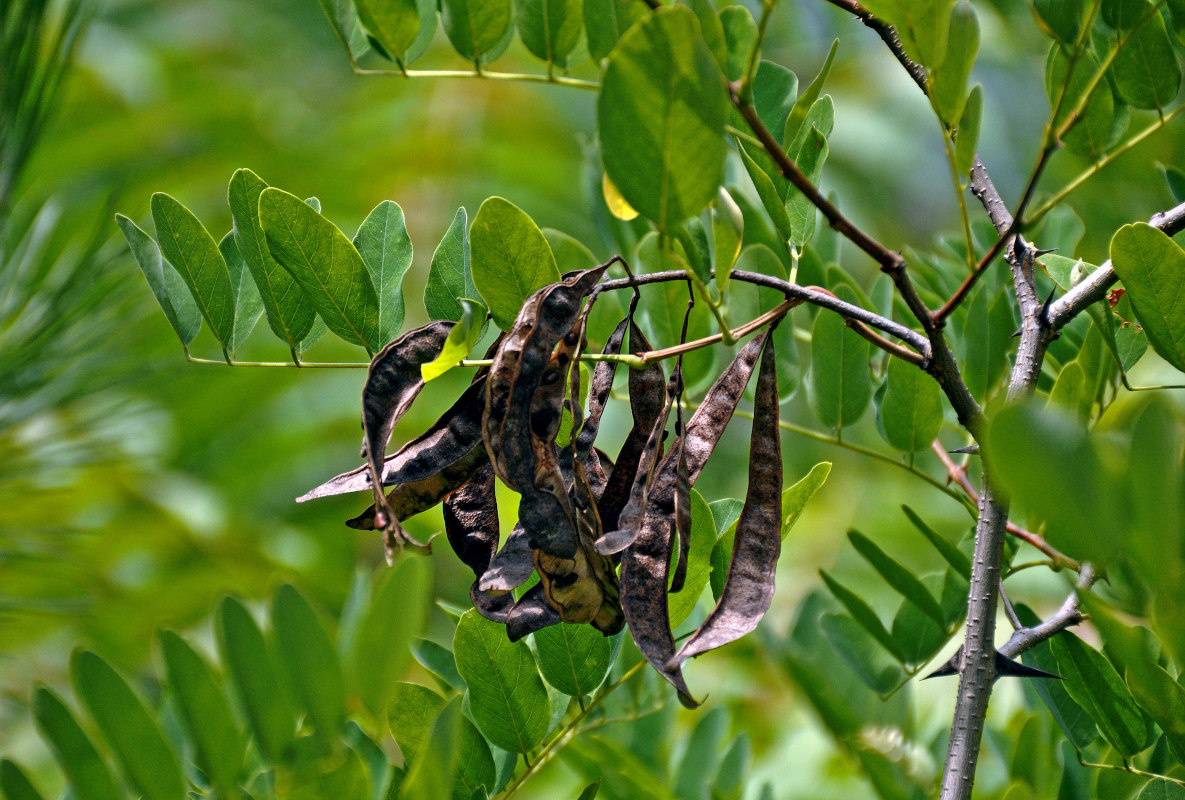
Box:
949;444;979;455
1040;287;1058;316
1010;327;1023;339
995;651;1060;680
1033;247;1059;257
923;648;961;679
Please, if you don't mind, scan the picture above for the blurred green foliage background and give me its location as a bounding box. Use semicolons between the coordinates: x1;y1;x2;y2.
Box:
3;1;1184;797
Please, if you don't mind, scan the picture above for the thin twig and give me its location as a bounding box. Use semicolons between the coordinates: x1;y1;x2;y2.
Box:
353;66;599;90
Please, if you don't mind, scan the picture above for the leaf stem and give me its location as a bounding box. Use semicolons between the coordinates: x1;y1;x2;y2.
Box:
1027;103;1185;225
185;353;370;368
352;66;600;91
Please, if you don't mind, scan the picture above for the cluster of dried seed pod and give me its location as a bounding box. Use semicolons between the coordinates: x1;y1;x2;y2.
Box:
299;263;788;706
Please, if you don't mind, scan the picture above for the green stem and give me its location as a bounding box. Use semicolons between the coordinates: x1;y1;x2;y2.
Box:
748;412;974;511
739;0;777;101
940;123;976;272
1028;103;1185;224
353;66;600;90
185;354;370;368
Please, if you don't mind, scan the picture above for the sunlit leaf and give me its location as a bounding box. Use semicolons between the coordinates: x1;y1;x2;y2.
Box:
422;299;486;381
453;610;550;753
425;207;477;322
151;192;236;349
116;214;201;347
259;187;381;352
354;200;413;345
470;197;560;331
583;0;647;60
355;0;421;60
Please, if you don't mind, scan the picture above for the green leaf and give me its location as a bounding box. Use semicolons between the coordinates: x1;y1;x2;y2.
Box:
0;761;46;800
1046;360;1089;423
533;623;612;697
412;638;467;692
598;6;728;232
228;168;316;350
1111;5;1180;109
1015;607;1098;750
388;682;445;764
425;207;477;322
902;505;971;579
544;228;598;272
453;715;496;800
259;187;381;353
669;489;716;627
719;6;757;82
986;402;1121;565
960;284;1012;400
820;612;906;694
317;0;371;60
354;200;413;345
784;40;836;146
440;0;513;62
356;0;421;60
780;461;830;540
216;596;297;763
158;631;244;794
70;649;186;800
272;584;347;745
352;559;430;719
453;610;550;753
809;286;871;429
1045;45;1116;157
1050;632;1150;758
1138;781;1185;800
953;83;982;181
1162;163;1185;203
516;0;582;65
687;0;728;76
1030;0;1089;44
577;781;602;800
846;530;946;626
1110;223;1185;372
30;687;121;800
890;581;948;666
583;0;647;61
402;696;462;800
859;0;956;67
712;188;743;295
469;196;560;331
877;355;943;452
786;126;828;249
219;231;264;354
116;214;201;347
819;570;905;661
712;732;751;800
737;143;793;242
151;192;236;350
422;298;486;381
930;1;979;126
404;0;439;64
674;706;727;800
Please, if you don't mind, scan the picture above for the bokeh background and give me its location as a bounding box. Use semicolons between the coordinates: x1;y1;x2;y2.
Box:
3;0;1184;797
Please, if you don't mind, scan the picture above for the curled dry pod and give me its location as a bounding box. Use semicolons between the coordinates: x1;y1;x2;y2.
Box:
297;375;487;502
483;267;607;558
573;316;628;468
359;320;455;532
619;332;769;708
443;463;513;622
345;444;489;533
479;525;534;593
594;371;677;556
671;333;781;667
597;322;666;530
506;583;563;642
